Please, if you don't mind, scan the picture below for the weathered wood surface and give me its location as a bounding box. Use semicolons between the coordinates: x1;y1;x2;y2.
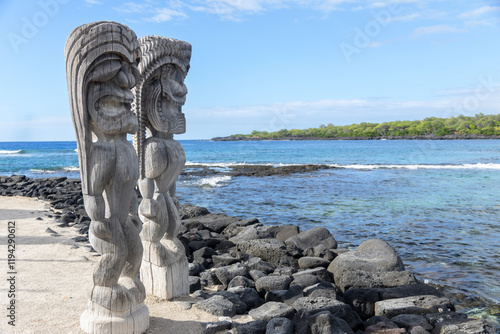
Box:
65;21;149;334
133;35;191;300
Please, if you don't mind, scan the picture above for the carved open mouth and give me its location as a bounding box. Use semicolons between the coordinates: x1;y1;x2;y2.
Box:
95;95;133;115
93;84;135;116
86;80;138;134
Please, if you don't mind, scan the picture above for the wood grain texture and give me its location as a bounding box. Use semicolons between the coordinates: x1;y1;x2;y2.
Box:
65;21;149;334
133;35;191;300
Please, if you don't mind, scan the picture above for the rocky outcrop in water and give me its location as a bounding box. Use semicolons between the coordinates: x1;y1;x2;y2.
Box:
183;164;335;178
0;175;496;333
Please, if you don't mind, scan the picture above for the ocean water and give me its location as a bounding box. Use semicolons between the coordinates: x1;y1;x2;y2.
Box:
1;139;500;325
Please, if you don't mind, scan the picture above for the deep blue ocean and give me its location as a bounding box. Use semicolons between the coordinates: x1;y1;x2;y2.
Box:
1;139;499;325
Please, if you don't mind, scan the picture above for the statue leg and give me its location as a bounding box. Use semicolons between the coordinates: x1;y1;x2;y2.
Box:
137;146;171;298
81;139;148;334
121;214;146;303
108;139;146;298
139;189;171;298
162;191;189;298
84;141;128;289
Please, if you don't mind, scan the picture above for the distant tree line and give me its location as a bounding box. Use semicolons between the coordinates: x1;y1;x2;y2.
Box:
230;114;500;139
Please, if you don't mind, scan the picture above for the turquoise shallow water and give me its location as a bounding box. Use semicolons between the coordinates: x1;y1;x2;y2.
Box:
1;139;500;325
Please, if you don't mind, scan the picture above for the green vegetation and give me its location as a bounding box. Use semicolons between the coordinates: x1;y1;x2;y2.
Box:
229;114;500;139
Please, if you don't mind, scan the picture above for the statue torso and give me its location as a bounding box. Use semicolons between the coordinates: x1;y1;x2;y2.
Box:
144;137;185;192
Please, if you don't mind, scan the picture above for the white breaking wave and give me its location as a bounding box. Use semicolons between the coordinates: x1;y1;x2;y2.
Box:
186;161;500;170
186;162;305;168
331;163;500;170
186;161;250;168
29;166;80;174
0;149;22;154
197;175;232;188
29;169;56;174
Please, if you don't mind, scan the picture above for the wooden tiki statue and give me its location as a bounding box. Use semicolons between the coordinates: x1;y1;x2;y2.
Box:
133;35;191;299
65;21;149;333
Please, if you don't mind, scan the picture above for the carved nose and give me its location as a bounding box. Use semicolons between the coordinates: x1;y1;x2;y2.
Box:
170;80;187;96
117;62;136;88
126;66;136;88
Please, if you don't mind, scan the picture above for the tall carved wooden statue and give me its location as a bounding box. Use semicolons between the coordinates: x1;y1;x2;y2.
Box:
133;36;191;299
65;21;149;333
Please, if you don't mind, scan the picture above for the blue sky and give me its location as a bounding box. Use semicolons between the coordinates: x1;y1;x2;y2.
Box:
0;0;499;141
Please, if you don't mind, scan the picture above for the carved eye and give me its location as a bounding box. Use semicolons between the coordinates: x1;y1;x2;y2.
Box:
88;60;122;82
166;64;175;72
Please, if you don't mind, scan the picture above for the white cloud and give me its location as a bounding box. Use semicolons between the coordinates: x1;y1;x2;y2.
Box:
113;0;485;25
186;98;473;122
118;0;425;22
305;0;355;13
391;13;420;21
146;8;188;22
366;41;383;47
458;6;500;28
85;0;102;5
459;5;500;19
115;2;189;22
115;2;152;13
173;1;276;21
187;0;288;21
181;92;500;138
413;24;467;36
436;83;500;97
465;18;499;28
368;0;421;9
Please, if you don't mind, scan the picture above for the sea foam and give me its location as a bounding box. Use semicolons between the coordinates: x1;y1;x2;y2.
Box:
0;149;22;154
197;175;232;188
333;163;500;170
187;161;500;170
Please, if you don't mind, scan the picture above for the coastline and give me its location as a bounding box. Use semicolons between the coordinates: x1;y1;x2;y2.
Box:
212;134;500;141
0;175;498;333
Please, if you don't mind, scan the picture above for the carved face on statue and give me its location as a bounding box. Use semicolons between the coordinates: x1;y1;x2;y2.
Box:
134;35;191;140
65;21;141;192
87;53;141;135
145;63;187;135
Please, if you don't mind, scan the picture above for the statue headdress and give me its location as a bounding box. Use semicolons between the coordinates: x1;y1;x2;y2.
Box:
65;21;140;194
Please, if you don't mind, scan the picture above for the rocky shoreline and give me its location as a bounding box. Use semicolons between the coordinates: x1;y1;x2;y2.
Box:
0;175;497;333
212;134;500;141
183;164;335;178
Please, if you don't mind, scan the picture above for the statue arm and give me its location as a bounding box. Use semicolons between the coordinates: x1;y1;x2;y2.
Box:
84;194;112;240
138;177;157;218
84;194;106;221
129;190;142;232
84;141;115;240
169;183;180;211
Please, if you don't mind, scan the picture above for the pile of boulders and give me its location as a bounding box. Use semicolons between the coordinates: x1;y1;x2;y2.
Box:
179;208;494;334
0;175;495;333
